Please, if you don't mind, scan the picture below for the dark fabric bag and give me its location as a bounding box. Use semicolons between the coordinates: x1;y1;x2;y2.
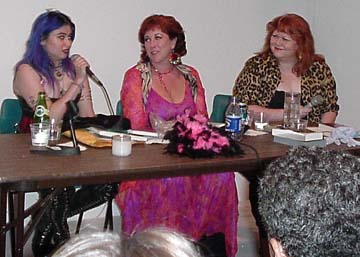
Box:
62;114;131;132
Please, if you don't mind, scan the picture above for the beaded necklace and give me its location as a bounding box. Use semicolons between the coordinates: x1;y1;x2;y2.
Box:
152;64;174;93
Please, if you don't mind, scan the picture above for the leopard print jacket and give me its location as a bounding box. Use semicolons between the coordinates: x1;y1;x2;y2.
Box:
232;54;339;123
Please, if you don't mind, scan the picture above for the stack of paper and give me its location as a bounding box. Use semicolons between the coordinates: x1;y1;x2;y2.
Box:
87;127;159;142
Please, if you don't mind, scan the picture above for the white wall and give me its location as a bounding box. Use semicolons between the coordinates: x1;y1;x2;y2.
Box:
0;0;358;127
312;1;360;127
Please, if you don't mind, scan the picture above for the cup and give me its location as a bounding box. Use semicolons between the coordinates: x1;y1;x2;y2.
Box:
149;112;174;138
112;135;132;157
283;91;300;128
48;119;63;145
294;119;308;132
253;111;269;131
247;110;254;128
30;123;50;146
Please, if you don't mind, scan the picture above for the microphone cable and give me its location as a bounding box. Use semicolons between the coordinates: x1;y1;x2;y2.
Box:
238;141;263;171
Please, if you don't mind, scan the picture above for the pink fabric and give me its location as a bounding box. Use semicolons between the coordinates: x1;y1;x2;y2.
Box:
145;82;197;121
120;64;208;130
116;64;238;257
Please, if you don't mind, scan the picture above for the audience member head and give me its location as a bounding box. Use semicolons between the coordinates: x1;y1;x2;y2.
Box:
122;227;202;257
17;10;75;86
138;14;187;63
259;147;360;257
51;231;121;257
51;227;202;257
260;13;323;75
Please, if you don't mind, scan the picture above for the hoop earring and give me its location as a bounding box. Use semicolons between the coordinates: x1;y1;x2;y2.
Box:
169;50;181;65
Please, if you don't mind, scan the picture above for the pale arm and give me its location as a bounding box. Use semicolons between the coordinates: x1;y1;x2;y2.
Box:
321;111;337;124
13;60;94;121
13;64;81;121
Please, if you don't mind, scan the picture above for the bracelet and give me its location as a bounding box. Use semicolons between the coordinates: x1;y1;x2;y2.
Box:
72;82;84;92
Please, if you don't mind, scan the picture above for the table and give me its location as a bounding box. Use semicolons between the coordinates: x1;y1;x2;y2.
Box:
1;133;359;256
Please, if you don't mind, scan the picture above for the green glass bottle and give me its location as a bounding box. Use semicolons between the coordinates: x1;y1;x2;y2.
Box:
33;91;50;123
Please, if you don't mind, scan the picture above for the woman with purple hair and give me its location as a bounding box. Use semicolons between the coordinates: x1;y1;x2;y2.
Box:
12;11;117;257
13;10;95;133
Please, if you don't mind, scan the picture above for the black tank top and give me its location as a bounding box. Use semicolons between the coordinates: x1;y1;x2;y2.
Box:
267;91;285;109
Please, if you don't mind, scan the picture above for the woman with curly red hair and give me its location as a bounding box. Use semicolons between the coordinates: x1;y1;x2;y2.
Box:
117;14;238;257
233;13;339;124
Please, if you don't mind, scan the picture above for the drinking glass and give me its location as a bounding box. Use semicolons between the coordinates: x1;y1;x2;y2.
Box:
254;112;269;131
48;119;63;145
283;91;300;128
30;123;50;146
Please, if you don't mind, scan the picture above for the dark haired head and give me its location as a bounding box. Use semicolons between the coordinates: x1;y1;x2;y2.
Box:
259;13;324;76
259;147;360;257
138;14;187;63
16;10;76;87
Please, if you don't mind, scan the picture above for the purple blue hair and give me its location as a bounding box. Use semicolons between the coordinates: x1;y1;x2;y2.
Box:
16;10;76;88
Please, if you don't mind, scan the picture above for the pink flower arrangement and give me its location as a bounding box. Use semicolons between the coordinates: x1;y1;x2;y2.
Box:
164;110;243;158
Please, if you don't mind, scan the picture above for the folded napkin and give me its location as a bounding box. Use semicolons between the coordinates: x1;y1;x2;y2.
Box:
326;126;360;147
244;129;268;136
56;141;87;151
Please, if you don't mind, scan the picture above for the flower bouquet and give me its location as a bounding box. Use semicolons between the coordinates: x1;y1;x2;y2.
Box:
164;110;244;158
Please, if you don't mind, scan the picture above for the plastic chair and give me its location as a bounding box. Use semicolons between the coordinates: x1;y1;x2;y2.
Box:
209;94;232;123
0;98;22;134
116;100;122;116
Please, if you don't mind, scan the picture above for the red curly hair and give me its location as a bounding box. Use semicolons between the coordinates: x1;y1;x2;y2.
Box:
259;13;324;76
138;14;187;63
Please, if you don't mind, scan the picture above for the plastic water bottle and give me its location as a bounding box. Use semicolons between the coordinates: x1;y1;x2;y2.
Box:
225;96;242;140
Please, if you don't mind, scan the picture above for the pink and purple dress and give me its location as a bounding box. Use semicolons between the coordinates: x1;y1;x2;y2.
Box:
116;63;238;257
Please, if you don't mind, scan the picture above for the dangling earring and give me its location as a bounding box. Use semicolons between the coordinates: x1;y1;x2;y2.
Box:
298;53;303;61
169;49;181;65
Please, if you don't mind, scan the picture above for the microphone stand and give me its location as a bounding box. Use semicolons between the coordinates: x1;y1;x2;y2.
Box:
63;101;81;154
89;77;114;115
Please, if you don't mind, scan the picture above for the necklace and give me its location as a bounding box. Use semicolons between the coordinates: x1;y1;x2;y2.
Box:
152;65;174;92
52;63;64;81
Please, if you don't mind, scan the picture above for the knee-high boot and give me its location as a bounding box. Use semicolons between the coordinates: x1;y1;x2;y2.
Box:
31;209;55;257
32;189;55;257
32;187;75;257
50;187;74;246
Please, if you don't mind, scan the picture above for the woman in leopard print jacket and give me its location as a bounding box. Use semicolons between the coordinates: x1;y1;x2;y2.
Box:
233;13;339;124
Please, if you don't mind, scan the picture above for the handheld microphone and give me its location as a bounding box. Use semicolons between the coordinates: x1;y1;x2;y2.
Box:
71;54;104;86
70;54;114;115
305;95;324;108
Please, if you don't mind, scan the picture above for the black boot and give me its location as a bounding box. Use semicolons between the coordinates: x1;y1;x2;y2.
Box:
50;187;74;246
32;189;56;257
32;212;55;257
32;187;74;257
68;183;118;217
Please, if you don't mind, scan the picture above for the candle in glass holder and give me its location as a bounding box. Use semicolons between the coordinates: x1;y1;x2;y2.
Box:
112;135;132;157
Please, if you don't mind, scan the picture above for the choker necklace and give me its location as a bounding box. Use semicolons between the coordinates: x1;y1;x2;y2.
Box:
152;65;174;92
